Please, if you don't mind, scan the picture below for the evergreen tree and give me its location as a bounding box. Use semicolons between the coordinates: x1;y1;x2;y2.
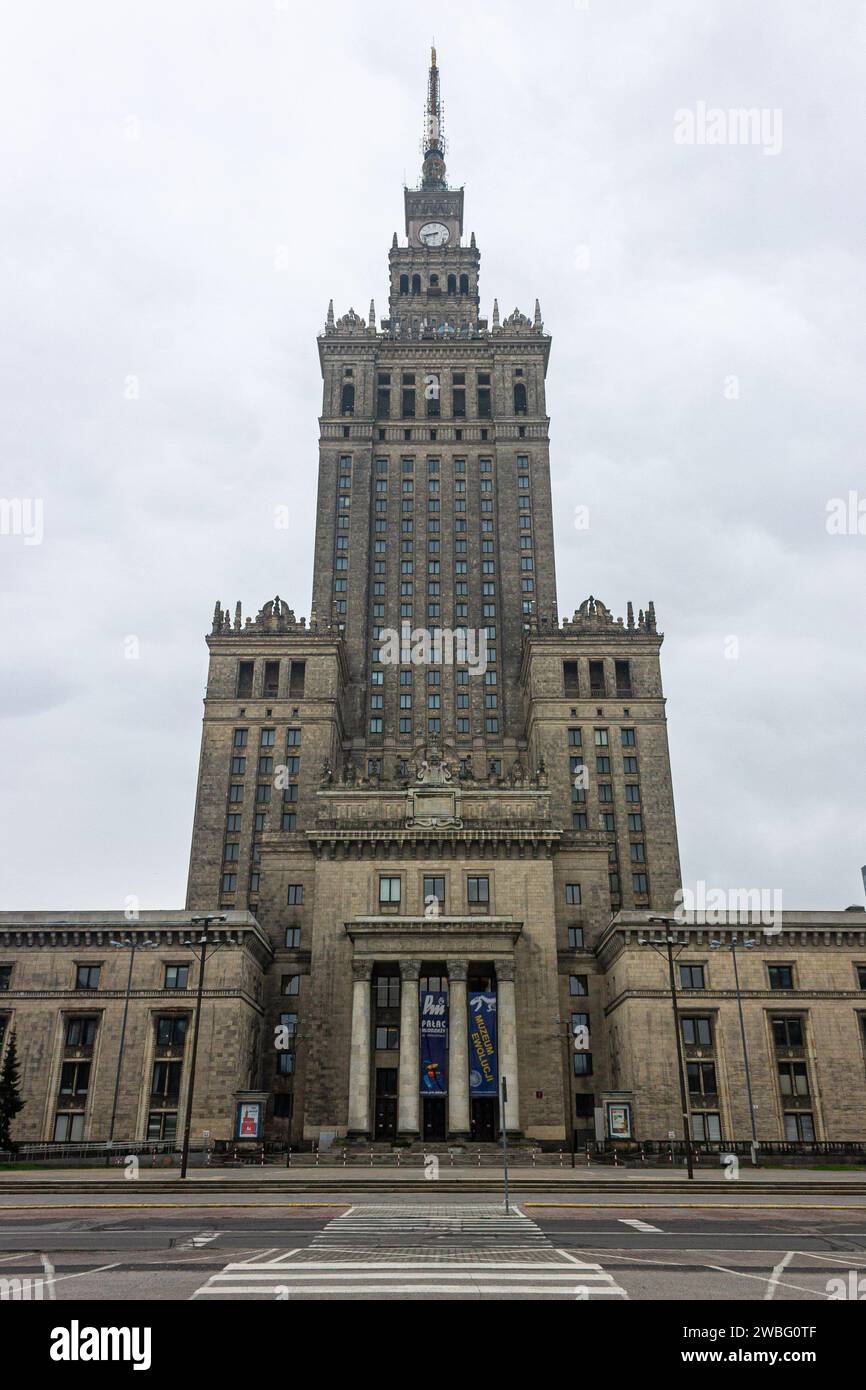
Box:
0;1031;25;1153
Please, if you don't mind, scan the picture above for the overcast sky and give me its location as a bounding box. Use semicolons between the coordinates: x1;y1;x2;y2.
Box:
2;0;864;912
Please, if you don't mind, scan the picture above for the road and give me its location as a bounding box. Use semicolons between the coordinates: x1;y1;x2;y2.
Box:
2;1193;865;1300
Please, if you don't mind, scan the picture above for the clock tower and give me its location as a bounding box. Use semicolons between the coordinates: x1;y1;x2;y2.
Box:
390;48;476;329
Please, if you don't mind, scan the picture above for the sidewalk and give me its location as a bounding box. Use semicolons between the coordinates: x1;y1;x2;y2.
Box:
1;1164;865;1184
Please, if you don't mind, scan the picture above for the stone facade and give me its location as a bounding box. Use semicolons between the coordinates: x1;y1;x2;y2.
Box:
600;912;866;1145
2;52;863;1153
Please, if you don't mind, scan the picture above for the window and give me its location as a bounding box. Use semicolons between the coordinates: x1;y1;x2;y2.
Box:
772;1017;804;1048
54;1113;86;1142
778;1062;810;1097
237;661;254;697
277;1052;295;1075
379;876;402;905
594;728;608;747
376;975;400;1009
784;1112;815;1142
75;965;101;991
285;927;301;948
423;876;445;908
289;662;306;699
287;884;305;905
286;728;301;747
156;1016;188;1047
375;1026;399;1050
621;728;636;747
691;1112;721;1142
614;659;632;696
573;1052;593;1076
151;1060;182;1100
565;883;581;905
459;873;489;908
575;1093;595;1121
569;975;588;996
0;966;11;992
589;660;606;696
632;872;649;894
221;873;237;892
857;965;866;989
282;974;301;996
263;661;280;698
682;1017;713;1047
687;1061;717;1096
567;926;585;949
568;728;582;747
768;965;794;991
563;661;579;696
64;1017;97;1049
146;1111;178;1141
679;964;705;990
163;964;189;991
261;729;276;747
233;728;248;748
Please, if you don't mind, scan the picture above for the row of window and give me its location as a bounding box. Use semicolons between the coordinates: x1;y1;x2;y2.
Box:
564;659;633;699
676;963;835;992
235;661;306;701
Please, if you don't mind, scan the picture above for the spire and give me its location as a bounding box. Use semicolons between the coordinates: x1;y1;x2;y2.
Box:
326;298;334;331
369;298;376;328
492;299;500;328
534;298;543;330
421;46;447;189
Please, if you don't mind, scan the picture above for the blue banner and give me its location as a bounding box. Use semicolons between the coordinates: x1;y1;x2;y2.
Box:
420;991;448;1095
468;991;498;1097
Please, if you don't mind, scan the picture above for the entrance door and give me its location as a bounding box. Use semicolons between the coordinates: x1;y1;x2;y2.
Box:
422;1096;446;1141
374;1068;397;1140
470;1098;497;1142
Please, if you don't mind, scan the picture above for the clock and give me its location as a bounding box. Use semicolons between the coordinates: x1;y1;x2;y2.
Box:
418;222;450;248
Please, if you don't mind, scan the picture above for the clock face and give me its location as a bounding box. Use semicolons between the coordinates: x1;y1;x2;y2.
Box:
418;222;450;248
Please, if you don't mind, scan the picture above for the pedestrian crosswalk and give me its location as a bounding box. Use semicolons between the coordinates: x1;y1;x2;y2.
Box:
191;1205;628;1300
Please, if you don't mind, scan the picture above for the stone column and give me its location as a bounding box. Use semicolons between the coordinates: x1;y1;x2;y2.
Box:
447;961;470;1138
397;958;421;1138
346;959;373;1138
496;959;521;1135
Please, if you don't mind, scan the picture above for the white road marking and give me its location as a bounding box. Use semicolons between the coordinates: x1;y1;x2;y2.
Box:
618;1218;662;1233
764;1250;795;1300
191;1206;628;1300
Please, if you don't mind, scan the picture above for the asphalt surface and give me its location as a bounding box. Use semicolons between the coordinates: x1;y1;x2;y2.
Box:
2;1195;865;1300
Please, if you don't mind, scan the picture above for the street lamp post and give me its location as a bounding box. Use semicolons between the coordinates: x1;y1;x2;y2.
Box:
711;936;759;1165
639;916;694;1180
179;915;225;1180
107;934;157;1155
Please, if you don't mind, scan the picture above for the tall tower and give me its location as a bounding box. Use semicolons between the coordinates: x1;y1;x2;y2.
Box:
185;51;682;1147
312;45;557;761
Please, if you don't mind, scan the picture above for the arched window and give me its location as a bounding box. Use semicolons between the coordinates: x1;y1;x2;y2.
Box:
447;273;457;294
399;274;409;294
459;273;469;295
513;382;527;415
430;274;439;288
411;274;421;294
341;383;355;416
